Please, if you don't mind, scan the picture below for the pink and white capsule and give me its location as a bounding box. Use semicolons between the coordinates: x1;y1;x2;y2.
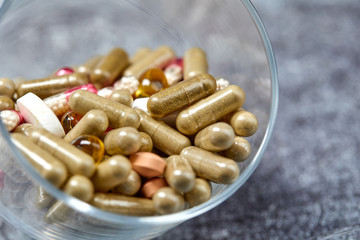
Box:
113;76;139;95
0;110;23;132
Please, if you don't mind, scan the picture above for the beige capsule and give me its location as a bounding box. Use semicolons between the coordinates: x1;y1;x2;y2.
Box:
13;123;34;136
180;146;239;184
27;127;95;178
68;90;140;129
183;47;208;80
109;89;133;107
147;73;217;118
91;193;155;216
153;187;185;215
222;136;251;162
124;46;176;79
63;109;109;143
135;109;191;156
104;127;141;155
90;48;129;88
0;78;16;98
228;109;258;137
138;132;153;152
176;85;246;135
16;73;88;99
36;186;54;209
0;96;15;111
92;155;131;192
11;133;67;187
77;55;103;74
165;155;195;193
130;47;152;64
112;170;141;196
194;122;235;152
184;178;212;207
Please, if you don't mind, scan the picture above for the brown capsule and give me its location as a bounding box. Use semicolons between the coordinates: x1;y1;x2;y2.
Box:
77;55;103;74
91;155;131;192
176;85;246;135
228;109;258;137
194;122;235;152
63;109;109;143
135;109;191;156
11;133;68;187
27;127;95;178
222;136;251;162
112;170;141;196
68;90;140;129
138;132;153;152
165;155;195;193
13;123;34;136
124;46;176;79
180;146;240;184
147;73;217;118
90;48;129;88
91;193;156;216
0;96;15;111
104;127;141;155
130;47;152;64
0;78;16;98
109;89;133;107
153;187;185;215
16;72;88;99
183;47;208;80
184;178;212;207
36;186;54;209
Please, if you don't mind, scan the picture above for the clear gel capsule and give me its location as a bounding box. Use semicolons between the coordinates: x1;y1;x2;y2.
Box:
71;135;105;164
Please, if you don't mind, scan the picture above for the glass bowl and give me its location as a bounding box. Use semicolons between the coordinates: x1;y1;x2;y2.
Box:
0;0;278;239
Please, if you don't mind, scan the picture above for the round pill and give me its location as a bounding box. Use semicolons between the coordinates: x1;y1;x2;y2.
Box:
153;187;185;215
130;152;167;178
140;177;168;199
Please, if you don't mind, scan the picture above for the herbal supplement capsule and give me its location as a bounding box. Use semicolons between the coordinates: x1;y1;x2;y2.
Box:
228;109;258;137
0;78;16;98
90;48;129;88
135;109;191;155
64;109;108;143
71;135;105;164
36;186;53;209
184;178;212;207
124;46;176;79
222;136;251;162
112;170;141;196
68;90;140;129
135;68;169;98
147;73;216;118
194;122;235;152
0;96;15;111
183;47;208;80
91;193;155;216
138;132;153;152
28;127;95;177
0;110;23;132
176;85;246;135
180;146;240;184
140;177;168;199
16;72;88;99
91;155;131;192
130;47;151;64
77;55;103;74
14;123;34;136
109;89;133;107
61;111;82;134
153;187;185;215
11;133;67;187
165;155;195;193
130;152;167;178
104;127;141;155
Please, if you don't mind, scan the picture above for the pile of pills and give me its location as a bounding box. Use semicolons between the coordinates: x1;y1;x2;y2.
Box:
0;46;258;220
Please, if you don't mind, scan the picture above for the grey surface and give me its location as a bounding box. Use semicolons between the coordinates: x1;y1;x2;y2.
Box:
159;0;360;239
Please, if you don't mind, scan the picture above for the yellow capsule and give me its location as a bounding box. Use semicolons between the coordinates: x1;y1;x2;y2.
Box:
165;155;195;193
77;55;103;74
194;122;235;152
135;68;169;98
183;47;208;80
91;155;131;192
0;96;15;111
90;48;129;88
11;133;68;187
180;146;239;184
228;109;258;137
109;89;133;107
60;111;82;134
130;47;152;64
104;127;141;155
222;136;251;162
138;132;153;152
153;187;185;215
135;109;191;156
71;135;105;164
112;170;141;196
0;77;16;98
176;85;246;135
147;73;217;118
91;193;156;216
27;127;95;178
16;72;88;99
124;46;176;79
68;90;140;129
63;109;109;143
184;178;212;207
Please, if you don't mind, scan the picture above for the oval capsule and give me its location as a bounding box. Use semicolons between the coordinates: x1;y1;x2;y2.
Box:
0;96;15;111
180;146;240;184
16;72;88;99
184;178;212;207
222;136;251;162
71;135;105;164
36;186;53;209
13;123;34;136
68;90;140;129
153;187;185;215
104;127;141;155
138;132;153;152
130;47;151;64
112;170;141;196
147;73;217;118
109;89;133;107
176;85;246;135
165;155;195;193
0;110;23;132
183;47;208;80
77;55;103;74
0;78;16;98
228;109;258;137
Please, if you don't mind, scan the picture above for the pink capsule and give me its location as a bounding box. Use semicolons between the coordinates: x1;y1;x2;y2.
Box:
55;67;75;76
0;110;24;132
164;58;183;86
